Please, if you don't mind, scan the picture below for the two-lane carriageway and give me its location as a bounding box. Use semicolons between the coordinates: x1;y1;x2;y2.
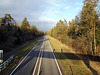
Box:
10;35;62;75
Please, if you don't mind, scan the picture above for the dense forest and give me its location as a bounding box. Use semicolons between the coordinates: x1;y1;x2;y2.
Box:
47;0;100;56
0;14;44;52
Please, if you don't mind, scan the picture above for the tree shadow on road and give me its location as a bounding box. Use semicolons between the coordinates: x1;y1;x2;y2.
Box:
40;49;100;75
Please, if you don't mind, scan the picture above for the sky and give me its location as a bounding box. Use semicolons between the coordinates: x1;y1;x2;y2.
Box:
0;0;84;31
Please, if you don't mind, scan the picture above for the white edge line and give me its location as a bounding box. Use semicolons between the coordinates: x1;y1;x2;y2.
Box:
47;36;63;75
33;38;44;75
37;41;43;75
10;39;42;75
32;48;41;75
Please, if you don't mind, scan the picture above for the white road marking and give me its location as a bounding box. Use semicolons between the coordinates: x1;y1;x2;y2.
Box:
10;39;42;75
47;36;63;75
33;38;44;75
37;44;43;75
32;49;42;75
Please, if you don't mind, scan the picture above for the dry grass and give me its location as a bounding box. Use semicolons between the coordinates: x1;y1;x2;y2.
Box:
47;35;93;75
90;61;100;74
90;46;100;75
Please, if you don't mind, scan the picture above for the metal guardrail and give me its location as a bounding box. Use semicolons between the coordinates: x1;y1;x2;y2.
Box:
0;55;15;72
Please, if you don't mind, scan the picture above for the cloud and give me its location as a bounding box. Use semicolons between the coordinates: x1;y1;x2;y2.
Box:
75;7;80;10
29;18;57;31
64;7;70;10
0;0;51;31
0;0;84;31
0;0;13;8
30;17;57;23
74;2;80;5
43;10;62;14
55;4;62;7
74;2;83;6
80;3;84;6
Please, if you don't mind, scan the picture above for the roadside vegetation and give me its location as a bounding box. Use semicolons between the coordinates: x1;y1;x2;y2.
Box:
47;35;93;75
47;0;100;55
47;0;100;75
0;14;44;53
0;36;42;75
0;13;44;74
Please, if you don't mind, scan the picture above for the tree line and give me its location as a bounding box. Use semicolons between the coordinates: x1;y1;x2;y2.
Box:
47;0;100;55
0;14;44;52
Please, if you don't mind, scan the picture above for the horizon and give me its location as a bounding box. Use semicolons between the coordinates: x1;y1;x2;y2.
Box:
0;0;84;31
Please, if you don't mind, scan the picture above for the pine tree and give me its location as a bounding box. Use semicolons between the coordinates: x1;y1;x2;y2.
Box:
21;17;30;41
80;0;98;55
21;17;30;30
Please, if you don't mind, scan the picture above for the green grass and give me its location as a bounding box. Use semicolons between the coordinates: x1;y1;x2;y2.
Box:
0;36;42;75
47;35;93;75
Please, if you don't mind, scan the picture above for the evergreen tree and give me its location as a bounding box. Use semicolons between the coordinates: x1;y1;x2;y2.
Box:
21;17;30;41
80;0;98;55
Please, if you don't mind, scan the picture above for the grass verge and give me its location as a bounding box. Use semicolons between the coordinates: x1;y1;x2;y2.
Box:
47;35;93;75
0;36;42;75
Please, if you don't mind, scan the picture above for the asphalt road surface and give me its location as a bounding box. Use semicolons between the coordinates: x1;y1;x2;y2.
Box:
10;35;62;75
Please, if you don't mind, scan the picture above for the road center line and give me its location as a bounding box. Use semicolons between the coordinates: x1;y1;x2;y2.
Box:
10;39;42;75
32;50;42;75
33;39;44;75
37;44;43;75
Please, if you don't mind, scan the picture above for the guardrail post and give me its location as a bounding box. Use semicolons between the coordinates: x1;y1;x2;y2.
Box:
0;50;3;63
61;49;63;53
53;49;55;52
87;55;90;68
0;65;1;71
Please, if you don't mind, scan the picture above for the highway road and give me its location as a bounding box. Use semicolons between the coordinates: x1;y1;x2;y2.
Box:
10;35;62;75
